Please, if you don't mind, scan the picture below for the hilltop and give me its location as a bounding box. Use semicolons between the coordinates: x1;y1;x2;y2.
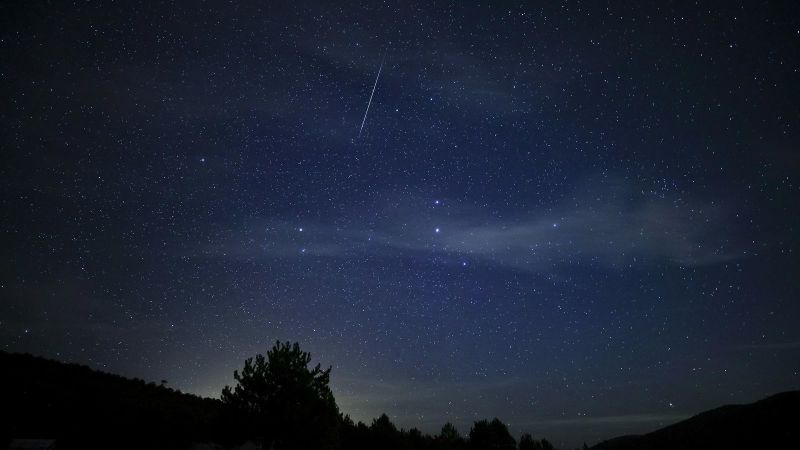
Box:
592;391;800;450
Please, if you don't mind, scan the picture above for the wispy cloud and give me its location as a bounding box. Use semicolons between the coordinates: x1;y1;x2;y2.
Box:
194;184;743;272
415;199;739;269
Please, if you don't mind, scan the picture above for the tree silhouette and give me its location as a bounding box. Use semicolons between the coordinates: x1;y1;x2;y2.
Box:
518;433;538;450
468;418;516;450
437;422;466;450
221;341;339;449
518;433;554;450
370;413;401;450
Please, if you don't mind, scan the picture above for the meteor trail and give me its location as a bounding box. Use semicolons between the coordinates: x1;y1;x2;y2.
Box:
358;55;385;138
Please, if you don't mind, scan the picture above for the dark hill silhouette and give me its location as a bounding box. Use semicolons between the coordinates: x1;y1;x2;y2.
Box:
0;351;224;449
591;391;800;450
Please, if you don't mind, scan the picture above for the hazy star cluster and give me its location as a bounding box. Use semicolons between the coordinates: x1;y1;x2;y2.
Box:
1;1;799;447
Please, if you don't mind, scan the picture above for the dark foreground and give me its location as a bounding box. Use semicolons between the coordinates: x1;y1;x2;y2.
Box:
2;351;798;450
591;390;800;450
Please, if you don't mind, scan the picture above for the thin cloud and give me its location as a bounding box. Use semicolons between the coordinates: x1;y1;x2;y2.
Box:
194;186;743;272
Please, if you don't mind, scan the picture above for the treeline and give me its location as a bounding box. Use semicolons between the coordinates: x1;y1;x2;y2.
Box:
338;414;560;450
2;344;568;450
217;342;565;450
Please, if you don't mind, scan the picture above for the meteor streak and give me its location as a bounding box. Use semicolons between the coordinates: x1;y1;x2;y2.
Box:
358;55;385;138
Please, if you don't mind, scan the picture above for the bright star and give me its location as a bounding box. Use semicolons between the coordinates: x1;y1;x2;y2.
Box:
435;228;440;233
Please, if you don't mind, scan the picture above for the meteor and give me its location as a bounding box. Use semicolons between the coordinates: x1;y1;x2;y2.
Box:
358;54;385;138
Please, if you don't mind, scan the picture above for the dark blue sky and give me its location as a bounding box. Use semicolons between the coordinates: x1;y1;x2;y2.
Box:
2;1;799;447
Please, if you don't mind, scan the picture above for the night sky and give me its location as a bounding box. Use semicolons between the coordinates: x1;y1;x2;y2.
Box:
2;1;799;447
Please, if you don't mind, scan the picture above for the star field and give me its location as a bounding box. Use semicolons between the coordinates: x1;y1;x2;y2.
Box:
1;1;799;447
